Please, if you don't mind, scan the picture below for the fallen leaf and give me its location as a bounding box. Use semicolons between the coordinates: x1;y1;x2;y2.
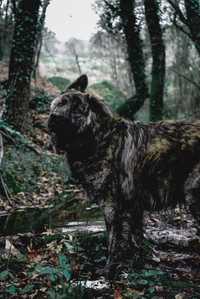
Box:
114;287;122;299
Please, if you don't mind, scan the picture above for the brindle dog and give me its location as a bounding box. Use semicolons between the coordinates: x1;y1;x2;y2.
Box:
48;75;200;276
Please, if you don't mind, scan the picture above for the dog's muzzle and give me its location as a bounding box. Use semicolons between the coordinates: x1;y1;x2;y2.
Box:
48;114;70;153
48;114;77;153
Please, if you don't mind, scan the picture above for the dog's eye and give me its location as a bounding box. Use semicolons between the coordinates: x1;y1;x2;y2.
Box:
54;96;68;108
62;97;68;104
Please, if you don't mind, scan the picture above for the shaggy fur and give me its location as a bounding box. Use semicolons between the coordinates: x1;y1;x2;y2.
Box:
48;75;200;274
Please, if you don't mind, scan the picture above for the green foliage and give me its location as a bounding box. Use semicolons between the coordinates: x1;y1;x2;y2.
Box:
36;254;72;282
94;0;122;34
0;233;102;298
125;269;168;298
90;80;126;111
125;268;200;298
31;88;54;113
76;232;107;274
0;270;14;281
48;76;71;92
0;231;200;298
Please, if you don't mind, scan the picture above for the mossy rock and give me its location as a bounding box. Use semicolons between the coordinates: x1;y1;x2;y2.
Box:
90;81;126;111
48;76;71;92
3;146;68;195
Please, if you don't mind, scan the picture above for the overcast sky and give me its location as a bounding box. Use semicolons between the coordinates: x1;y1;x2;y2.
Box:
45;0;99;42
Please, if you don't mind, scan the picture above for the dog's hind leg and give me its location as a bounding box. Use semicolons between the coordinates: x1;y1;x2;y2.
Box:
185;163;200;235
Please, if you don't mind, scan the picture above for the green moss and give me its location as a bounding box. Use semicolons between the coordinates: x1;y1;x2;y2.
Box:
3;145;68;195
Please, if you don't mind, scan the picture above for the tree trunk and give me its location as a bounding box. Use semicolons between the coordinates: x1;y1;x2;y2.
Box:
168;0;200;57
184;0;200;56
33;0;50;79
74;52;82;75
0;0;10;61
6;0;41;132
117;0;148;120
144;0;166;121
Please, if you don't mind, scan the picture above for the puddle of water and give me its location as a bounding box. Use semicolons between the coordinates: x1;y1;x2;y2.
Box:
58;218;199;248
59;221;105;234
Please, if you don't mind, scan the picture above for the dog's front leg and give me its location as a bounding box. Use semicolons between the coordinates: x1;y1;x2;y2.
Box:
103;193;144;279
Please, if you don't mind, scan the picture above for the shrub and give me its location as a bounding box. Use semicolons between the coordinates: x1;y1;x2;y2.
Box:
48;76;71;92
30;88;53;113
90;81;126;111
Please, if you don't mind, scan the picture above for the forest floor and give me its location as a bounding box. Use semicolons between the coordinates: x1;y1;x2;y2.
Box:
0;67;199;298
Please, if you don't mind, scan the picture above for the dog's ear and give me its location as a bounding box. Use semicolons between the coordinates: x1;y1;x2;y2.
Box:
66;74;88;92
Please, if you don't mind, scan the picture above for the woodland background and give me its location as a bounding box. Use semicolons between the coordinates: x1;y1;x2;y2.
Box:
0;0;199;298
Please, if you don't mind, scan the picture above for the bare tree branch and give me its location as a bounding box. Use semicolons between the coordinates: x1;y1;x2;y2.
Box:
172;69;200;91
103;0;117;12
167;0;188;25
173;17;192;38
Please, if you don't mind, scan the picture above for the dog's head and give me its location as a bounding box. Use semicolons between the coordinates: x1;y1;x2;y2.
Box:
48;75;113;153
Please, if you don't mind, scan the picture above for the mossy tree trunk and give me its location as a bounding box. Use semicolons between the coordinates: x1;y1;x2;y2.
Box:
117;0;148;120
144;0;165;122
34;0;50;79
6;0;41;132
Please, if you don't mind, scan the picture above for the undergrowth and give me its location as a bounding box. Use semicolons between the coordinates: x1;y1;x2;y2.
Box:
2;146;68;195
31;88;54;113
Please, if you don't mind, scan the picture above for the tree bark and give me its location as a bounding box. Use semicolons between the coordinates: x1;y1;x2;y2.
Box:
117;0;148;120
0;0;11;61
144;0;166;121
6;0;41;132
167;0;200;57
184;0;200;56
34;0;50;79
